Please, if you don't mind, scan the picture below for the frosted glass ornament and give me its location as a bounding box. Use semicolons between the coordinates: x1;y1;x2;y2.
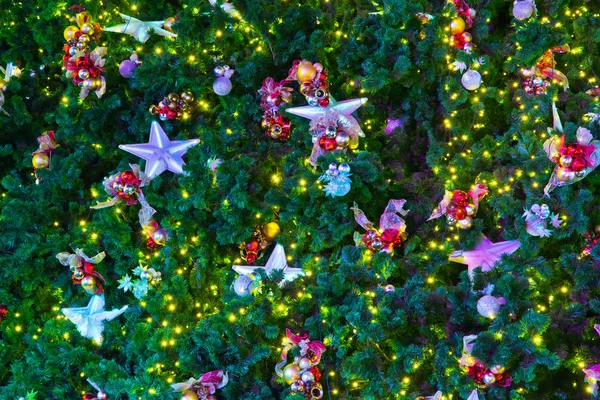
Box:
461;69;481;91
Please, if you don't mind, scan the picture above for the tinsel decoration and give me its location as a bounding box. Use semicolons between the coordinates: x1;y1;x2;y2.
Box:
522;203;562;237
459;335;511;387
428;183;488;229
275;329;326;399
318;163;351;197
82;379;107;400
449;0;476;52
582;324;600;396
520;45;569;95
32;131;58;183
258;60;331;141
238;222;281;264
172;370;229;400
543;103;600;195
149;91;194;120
118;264;162;299
351;199;409;255
56;249;106;295
62;8;107;99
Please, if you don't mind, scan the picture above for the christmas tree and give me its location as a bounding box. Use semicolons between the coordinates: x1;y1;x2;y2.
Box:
2;0;600;399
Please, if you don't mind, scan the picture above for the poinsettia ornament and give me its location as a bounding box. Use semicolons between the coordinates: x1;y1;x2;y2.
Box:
428;183;488;229
351;199;409;255
172;370;228;400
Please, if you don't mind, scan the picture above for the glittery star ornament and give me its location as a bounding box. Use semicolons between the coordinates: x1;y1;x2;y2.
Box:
104;13;177;43
232;244;304;287
61;295;128;345
286;97;368;137
449;236;520;279
119;121;200;179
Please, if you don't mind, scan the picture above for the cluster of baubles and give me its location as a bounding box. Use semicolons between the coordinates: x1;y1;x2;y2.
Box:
466;362;510;387
445;190;478;229
520;67;548;95
212;64;234;96
149;91;194;121
180;388;217;400
143;219;168;250
58;252;105;295
82;390;107;400
239;222;281;264
361;227;406;254
555;143;588;182
261;110;291;140
313;118;355;153
582;225;600;256
319;162;352;197
449;17;474;52
106;169;142;205
62;11;106;97
118;54;142;78
31;131;58;171
283;358;323;399
296;61;330;107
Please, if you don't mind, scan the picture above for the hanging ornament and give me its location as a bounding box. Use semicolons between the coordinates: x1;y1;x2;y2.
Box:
461;69;481;91
520;46;569;95
62;9;106;99
428;183;488;229
56;249;106;295
118;263;162;299
172;370;229;400
62;295;128;345
449;0;476;51
0;304;7;323
522;203;563;237
582;225;600;256
83;379;108;400
543;103;600;195
104;13;177;43
351;199;409;255
0;62;21;115
238;222;281;264
582;325;600;396
513;0;536;21
449;236;521;280
119;121;200;179
319;163;352;197
149;91;195;121
476;285;506;319
459;335;511;387
31;131;58;183
213;65;234;96
275;329;326;399
232;244;304;296
119;54;141;78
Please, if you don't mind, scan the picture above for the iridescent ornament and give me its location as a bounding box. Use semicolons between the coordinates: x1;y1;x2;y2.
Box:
477;294;505;319
513;0;534;21
290;380;305;393
457;216;473;229
233;274;256;297
32;153;49;169
283;364;301;384
319;163;352;197
483;372;496;385
461;69;482;91
213;64;235;96
298;357;312;370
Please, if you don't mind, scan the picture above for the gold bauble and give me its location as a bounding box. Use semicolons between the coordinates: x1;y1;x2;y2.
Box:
0;78;6;91
348;135;359;150
450;17;466;35
263;222;281;240
180;390;199;400
461;32;472;43
81;276;98;294
168;93;180;102
164;16;176;31
80;23;95;35
282;363;301;384
181;92;194;103
297;61;317;83
64;25;80;41
32;153;49;169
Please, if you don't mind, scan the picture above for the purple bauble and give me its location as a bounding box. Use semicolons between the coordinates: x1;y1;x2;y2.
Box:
119;60;137;78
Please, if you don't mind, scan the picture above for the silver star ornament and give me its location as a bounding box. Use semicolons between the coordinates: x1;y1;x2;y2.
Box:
104;13;177;43
232;244;304;286
62;295;128;345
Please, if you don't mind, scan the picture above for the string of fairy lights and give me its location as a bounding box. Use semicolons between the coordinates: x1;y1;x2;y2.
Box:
2;1;600;399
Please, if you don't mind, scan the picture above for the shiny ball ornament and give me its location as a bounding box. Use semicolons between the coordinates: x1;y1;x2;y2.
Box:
119;60;137;78
233;274;255;297
82;79;95;90
521;68;534;78
559;155;572;167
539;204;551;219
298;357;312;370
461;32;472;43
113;182;124;192
270;124;283;139
214;65;224;76
335;130;351;148
450;17;466;34
477;295;501;319
0;79;6;91
301;371;315;383
76;41;86;50
325;126;337;138
78;34;90;44
181;92;194;103
78;69;90;80
32;153;49;169
384;284;395;293
140;270;152;281
483;372;497;385
513;0;534;20
180;390;199;400
490;364;505;374
290;380;305;393
348;134;360;149
81;276;98;294
74;269;85;280
213;76;232;96
263;221;281;240
446;215;457;225
80;23;95;35
370;238;383;251
463;42;474;53
283;363;301;384
96;391;108;400
338;163;351;174
168;93;179;103
457;216;473;229
557;167;574;182
153;228;168;245
68;46;79;56
465;204;476;216
461;69;482;91
310;383;324;399
297;61;317;83
575;170;586;178
122;184;136;196
571;157;586;172
64;25;80;40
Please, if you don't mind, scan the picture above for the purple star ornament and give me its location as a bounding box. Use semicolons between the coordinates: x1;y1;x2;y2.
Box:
119;121;199;179
449;236;521;279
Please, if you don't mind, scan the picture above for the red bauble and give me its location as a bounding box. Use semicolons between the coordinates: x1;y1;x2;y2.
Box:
246;240;260;252
0;304;7;322
566;144;583;158
380;228;400;245
571;157;586;172
318;136;337;151
246;252;257;264
453;190;468;202
317;98;330;107
452;34;466;49
82;393;96;400
309;366;321;381
146;237;160;251
120;170;137;184
454;207;466;220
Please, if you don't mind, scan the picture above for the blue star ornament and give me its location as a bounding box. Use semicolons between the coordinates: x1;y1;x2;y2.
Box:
119;121;200;179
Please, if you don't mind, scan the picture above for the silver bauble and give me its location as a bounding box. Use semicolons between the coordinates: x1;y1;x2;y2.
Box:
465;204;476;216
477;295;501;319
214;65;224;76
513;0;534;21
559;155;572;167
298;357;312;370
212;76;232;96
123;184;136;195
335;131;351;148
233;274;255;296
325;126;336;138
457;216;473;229
290;380;305;393
301;371;315;383
338;163;351;174
483;372;496;385
461;69;482;91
